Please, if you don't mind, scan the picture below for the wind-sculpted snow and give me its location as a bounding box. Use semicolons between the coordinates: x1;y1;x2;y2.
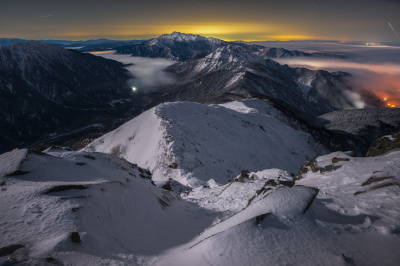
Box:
149;151;400;266
86;99;327;187
0;149;216;265
1;147;400;265
298;151;400;235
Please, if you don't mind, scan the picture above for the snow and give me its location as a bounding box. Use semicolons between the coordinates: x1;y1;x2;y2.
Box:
385;134;396;141
0;149;27;177
1;142;400;265
147;151;400;266
296;76;315;94
183;169;293;215
0;149;217;265
86;99;327;187
224;72;244;87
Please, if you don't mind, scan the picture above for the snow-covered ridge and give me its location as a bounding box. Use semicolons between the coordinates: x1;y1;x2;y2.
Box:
157;31;222;44
86;99;327;187
116;32;227;61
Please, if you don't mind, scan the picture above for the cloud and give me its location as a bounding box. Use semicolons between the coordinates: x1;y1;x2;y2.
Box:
92;51;177;93
267;42;400;107
38;14;54;19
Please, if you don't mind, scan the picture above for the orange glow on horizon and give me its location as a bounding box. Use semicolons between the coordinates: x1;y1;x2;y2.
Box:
39;22;352;42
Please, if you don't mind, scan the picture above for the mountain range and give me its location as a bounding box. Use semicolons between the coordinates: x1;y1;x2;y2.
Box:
0;33;393;154
159;44;359;116
1;31;400;265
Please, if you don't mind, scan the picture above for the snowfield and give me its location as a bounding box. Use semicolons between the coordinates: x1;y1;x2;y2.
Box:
0;148;399;265
0;149;216;265
1;99;399;265
85;99;327;187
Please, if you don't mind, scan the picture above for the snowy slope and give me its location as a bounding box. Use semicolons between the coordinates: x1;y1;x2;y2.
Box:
1;143;399;265
147;151;400;266
0;149;217;265
86;99;327;187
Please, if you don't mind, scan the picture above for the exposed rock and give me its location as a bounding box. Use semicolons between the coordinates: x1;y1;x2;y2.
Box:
255;213;270;225
366;132;400;157
70;232;81;244
354;182;399;195
44;185;89;194
362;176;393;186
331;157;350;164
0;244;24;257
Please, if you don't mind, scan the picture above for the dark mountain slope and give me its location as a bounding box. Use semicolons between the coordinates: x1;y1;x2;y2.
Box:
0;41;135;152
158;45;367;117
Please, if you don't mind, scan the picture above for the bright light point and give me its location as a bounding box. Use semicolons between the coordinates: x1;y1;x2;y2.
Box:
383;97;387;101
132;87;137;92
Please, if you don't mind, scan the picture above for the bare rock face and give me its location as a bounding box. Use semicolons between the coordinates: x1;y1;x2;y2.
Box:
367;132;400;157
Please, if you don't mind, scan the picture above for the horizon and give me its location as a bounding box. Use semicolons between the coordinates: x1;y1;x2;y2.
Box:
1;0;400;44
2;32;400;48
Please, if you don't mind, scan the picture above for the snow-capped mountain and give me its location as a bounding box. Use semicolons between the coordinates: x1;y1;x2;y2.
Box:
116;32;227;61
86;99;327;187
115;32;345;61
161;44;365;117
0;41;134;153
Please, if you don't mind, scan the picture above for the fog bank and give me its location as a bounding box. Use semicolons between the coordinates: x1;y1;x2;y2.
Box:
91;51;177;93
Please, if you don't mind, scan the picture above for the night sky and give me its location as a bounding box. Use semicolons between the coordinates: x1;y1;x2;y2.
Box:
1;0;400;42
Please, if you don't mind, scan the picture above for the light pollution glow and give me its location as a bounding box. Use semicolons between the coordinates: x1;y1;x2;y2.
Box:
26;24;326;42
275;58;400;107
1;0;400;43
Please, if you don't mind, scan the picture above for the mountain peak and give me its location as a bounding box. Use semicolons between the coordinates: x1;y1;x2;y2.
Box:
157;32;222;44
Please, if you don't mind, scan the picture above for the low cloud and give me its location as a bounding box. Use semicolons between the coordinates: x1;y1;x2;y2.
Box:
92;51;177;93
268;43;400;107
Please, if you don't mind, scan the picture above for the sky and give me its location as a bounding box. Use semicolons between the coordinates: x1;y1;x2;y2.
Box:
1;0;400;42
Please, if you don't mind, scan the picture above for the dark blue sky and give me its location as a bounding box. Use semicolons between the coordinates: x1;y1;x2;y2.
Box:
1;0;399;42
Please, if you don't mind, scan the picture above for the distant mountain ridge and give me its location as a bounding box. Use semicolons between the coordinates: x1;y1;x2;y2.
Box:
115;32;346;60
116;31;228;60
157;44;366;117
0;38;143;47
